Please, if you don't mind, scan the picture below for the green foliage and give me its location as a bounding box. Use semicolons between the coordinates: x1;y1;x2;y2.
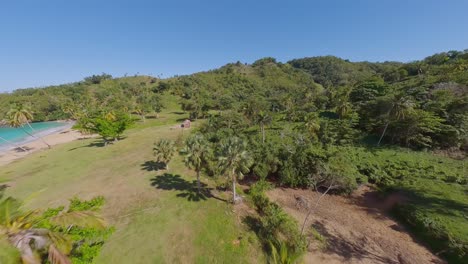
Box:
394;203;467;263
84;112;134;143
330;146;468;263
0;196;112;264
249;181;306;261
217;136;254;202
318;114;360;145
153;138;177;169
2;48;467;263
35;197;112;263
68;196;105;212
83;73;112;85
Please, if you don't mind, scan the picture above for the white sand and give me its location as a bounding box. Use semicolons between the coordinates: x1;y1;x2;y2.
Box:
0;128;92;166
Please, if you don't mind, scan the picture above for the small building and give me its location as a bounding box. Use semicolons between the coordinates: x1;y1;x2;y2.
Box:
182;119;191;128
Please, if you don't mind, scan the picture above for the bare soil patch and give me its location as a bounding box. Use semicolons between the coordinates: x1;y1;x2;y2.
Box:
267;185;445;264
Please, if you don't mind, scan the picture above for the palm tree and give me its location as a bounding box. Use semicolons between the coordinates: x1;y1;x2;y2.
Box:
257;111;272;143
335;94;352;119
133;106;146;122
181;134;210;193
377;94;414;146
303;112;320;141
153;139;176;170
218;137;253;203
0;197;105;264
5;104;51;149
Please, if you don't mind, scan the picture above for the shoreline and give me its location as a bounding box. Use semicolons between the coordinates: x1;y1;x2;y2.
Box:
0;124;92;166
0;121;76;152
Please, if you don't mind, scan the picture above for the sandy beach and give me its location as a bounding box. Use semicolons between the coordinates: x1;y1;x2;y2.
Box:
0;126;90;166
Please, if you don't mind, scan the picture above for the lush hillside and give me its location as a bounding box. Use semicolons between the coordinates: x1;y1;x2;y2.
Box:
0;74;163;121
1;51;467;150
0;50;467;263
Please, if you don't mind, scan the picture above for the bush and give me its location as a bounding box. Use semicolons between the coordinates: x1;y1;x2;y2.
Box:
249;181;306;258
34;197;114;263
394;204;467;263
69;196;105;212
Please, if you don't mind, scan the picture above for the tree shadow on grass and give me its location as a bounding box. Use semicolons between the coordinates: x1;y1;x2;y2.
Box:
242;215;270;252
141;161;166;171
150;173;225;202
68;137;128;151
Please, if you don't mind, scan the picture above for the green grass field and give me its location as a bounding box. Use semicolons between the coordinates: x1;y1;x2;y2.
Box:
0;95;263;263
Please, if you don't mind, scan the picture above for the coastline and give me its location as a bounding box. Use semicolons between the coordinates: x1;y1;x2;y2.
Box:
0;121;75;152
0;123;91;166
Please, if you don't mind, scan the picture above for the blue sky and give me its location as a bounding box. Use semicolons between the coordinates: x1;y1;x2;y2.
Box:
1;0;467;91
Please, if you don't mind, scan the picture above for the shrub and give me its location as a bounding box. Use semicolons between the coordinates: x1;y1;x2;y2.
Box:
248;181;306;259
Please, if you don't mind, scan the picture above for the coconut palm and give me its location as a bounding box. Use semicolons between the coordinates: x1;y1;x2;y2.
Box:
335;95;352;119
377;94;414;146
257;110;272;143
181;134;211;193
5;104;51;149
217;137;253;203
0;197;105;264
303;112;320;141
153;139;176;170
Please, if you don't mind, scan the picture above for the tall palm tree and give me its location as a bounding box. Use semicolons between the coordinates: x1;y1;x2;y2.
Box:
335;95;352;119
181;134;210;193
5;104;51;149
303;112;320;141
218;137;253;203
153;139;176;170
377;94;414;146
257;111;272;143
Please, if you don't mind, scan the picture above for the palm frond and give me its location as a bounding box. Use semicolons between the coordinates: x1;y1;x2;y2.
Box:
48;231;73;254
51;211;106;229
48;244;72;264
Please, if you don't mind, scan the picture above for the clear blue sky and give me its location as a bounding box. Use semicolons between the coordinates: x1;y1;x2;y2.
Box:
1;0;467;91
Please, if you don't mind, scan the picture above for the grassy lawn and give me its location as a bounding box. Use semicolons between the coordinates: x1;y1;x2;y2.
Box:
0;95;263;263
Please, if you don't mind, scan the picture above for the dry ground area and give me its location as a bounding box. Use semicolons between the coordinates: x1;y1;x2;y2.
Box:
267;186;445;264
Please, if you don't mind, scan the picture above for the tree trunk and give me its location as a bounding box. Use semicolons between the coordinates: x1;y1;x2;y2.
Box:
196;170;201;193
166;163;169;171
141;114;146;122
25;122;51;149
261;123;265;143
0;136;28;152
301;182;334;235
377;122;389;146
232;176;236;203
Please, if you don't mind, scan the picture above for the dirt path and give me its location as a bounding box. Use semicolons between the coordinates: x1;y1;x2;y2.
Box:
267;186;445;264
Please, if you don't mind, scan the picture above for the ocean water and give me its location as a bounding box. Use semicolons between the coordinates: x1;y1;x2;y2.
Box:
0;121;71;150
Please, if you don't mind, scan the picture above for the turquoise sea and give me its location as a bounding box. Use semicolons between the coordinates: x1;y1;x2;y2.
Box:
0;121;71;150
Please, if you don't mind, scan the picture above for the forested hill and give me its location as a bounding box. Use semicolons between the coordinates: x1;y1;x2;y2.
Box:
1;50;467;150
